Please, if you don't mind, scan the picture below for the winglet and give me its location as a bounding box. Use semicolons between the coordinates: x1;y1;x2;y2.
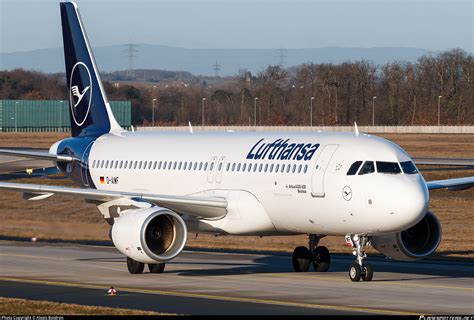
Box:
354;122;359;136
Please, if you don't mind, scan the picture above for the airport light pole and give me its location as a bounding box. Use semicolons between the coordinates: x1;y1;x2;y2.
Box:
15;102;18;132
438;95;442;133
202;98;206;127
310;97;315;127
372;96;377;126
254;97;258;128
59;100;64;131
152;99;157;127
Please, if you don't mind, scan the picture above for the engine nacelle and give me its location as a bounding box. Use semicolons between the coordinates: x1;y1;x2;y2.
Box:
111;207;187;264
371;211;442;261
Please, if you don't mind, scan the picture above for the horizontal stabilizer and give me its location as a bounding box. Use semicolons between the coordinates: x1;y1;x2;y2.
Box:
0;149;73;162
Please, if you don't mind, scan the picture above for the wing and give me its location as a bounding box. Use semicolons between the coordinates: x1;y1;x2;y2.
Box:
0;181;227;220
414;157;474;167
426;177;474;191
0;149;73;162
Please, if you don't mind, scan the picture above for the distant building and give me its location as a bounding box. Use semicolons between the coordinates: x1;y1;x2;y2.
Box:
0;100;131;132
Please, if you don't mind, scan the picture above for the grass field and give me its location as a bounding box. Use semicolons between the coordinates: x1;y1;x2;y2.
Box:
0;132;473;258
0;297;167;315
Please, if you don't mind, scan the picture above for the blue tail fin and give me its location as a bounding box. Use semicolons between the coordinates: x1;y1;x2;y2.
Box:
60;2;122;137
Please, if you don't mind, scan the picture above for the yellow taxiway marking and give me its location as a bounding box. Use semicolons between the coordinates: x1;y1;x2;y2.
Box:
268;273;474;292
0;277;418;315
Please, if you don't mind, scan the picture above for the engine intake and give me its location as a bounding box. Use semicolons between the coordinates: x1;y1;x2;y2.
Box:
111;207;187;263
371;211;442;261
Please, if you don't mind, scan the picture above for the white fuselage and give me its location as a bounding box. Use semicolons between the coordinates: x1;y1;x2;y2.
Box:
84;131;429;237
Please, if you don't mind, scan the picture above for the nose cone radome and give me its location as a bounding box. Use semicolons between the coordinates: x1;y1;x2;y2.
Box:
391;176;429;231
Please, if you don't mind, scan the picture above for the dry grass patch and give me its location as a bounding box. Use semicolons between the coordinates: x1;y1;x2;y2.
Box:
0;297;169;315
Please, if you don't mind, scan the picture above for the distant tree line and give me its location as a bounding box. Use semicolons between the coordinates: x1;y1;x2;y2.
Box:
1;48;472;126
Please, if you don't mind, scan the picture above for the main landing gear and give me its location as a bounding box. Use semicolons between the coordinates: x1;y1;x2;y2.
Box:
347;234;373;282
292;235;330;272
126;257;166;274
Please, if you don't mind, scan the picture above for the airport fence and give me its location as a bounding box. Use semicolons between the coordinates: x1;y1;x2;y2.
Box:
0;100;132;132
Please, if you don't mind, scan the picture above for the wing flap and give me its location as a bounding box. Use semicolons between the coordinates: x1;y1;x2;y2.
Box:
426;177;474;191
414;157;474;167
0;182;227;219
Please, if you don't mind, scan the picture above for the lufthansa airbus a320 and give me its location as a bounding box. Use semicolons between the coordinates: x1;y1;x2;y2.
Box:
1;2;473;282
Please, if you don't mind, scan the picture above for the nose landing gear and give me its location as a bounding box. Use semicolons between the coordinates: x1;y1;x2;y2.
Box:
292;234;330;272
347;234;373;282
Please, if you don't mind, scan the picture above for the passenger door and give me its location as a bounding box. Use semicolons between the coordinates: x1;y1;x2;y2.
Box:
207;156;218;183
215;156;226;183
311;144;339;197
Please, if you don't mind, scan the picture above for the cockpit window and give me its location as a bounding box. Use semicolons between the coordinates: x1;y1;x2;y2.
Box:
400;161;418;174
358;161;375;175
376;161;402;174
347;161;363;175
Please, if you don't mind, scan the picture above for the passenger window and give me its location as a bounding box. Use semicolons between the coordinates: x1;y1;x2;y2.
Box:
298;164;302;173
242;163;247;172
259;163;263;172
218;162;223;171
253;163;258;172
153;161;157;169
248;164;252;172
377;161;402;174
237;163;241;172
400;161;418;174
264;164;268;172
158;161;162;170
133;161;138;169
143;161;147;169
168;162;172;170
120;161;123;169
172;162;176;170
275;164;279;173
286;164;291;173
105;160;109;168
115;161;119;169
281;164;285;173
347;161;363;176
292;164;297;173
210;162;215;171
270;164;274;172
358;161;375;175
193;162;198;170
304;164;308;173
92;160;96;168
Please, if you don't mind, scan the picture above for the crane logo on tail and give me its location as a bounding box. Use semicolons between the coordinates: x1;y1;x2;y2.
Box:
71;85;90;108
69;61;92;126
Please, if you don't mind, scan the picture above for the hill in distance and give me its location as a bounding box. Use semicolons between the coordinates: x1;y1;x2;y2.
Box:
1;44;436;76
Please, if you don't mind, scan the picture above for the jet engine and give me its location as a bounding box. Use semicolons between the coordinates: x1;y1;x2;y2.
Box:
111;207;187;264
371;211;441;261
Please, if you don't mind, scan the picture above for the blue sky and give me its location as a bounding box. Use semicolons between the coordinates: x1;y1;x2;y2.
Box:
0;0;472;53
